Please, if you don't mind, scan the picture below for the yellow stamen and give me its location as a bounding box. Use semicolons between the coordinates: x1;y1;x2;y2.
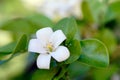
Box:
46;43;53;52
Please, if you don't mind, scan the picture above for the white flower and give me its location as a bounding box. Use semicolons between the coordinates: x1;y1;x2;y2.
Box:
28;27;70;69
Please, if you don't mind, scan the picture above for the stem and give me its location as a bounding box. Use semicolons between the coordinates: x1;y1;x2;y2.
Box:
53;64;69;80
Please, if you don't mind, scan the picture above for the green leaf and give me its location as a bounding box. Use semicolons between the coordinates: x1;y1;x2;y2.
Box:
65;40;81;64
0;42;16;57
26;14;54;28
81;1;94;23
93;65;118;80
32;67;58;80
0;14;53;34
13;34;27;53
81;0;104;23
54;17;81;64
53;17;77;41
68;61;90;79
53;64;68;80
94;29;117;54
79;39;109;68
0;34;27;65
109;1;120;16
0;18;37;34
0;42;16;54
103;7;116;23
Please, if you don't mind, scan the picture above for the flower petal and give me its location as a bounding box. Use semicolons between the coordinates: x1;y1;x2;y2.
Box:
28;39;46;54
37;54;51;69
51;46;70;62
36;27;53;45
49;30;66;49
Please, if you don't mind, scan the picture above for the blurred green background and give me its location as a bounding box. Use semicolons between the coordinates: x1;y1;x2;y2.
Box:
0;0;120;80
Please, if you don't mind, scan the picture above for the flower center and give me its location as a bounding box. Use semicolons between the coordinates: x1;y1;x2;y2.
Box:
46;43;53;52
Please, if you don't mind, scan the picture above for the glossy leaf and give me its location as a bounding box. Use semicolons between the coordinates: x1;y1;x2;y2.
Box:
93;65;118;80
82;0;103;23
68;61;90;79
103;7;116;23
0;34;27;65
0;18;37;34
13;34;27;53
81;1;94;23
0;42;16;54
26;14;54;28
79;39;109;68
0;14;54;34
32;67;58;80
0;42;16;58
109;1;120;16
54;17;81;64
53;17;77;41
94;29;117;54
65;40;81;64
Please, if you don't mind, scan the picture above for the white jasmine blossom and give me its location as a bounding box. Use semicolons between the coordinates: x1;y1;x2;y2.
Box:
28;27;70;69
